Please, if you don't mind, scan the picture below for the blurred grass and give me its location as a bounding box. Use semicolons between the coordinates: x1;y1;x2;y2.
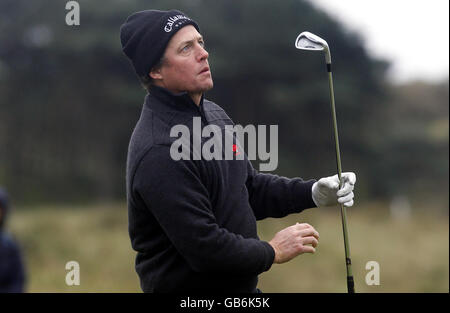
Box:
7;201;449;293
258;201;449;292
9;203;141;292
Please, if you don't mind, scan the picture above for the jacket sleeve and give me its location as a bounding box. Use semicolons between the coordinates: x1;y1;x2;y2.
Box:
245;159;317;220
132;145;274;274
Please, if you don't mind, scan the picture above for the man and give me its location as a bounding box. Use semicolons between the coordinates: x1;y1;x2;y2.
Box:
120;9;356;293
0;188;26;293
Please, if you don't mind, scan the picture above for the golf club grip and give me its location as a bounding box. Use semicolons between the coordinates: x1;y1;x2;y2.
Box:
347;276;355;293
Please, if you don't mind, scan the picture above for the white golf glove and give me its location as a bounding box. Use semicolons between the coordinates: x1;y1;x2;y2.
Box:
311;172;356;208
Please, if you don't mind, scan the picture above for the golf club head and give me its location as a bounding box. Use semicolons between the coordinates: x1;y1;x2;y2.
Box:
295;31;331;64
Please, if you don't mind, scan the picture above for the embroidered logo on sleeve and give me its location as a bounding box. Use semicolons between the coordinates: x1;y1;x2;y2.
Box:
232;144;240;156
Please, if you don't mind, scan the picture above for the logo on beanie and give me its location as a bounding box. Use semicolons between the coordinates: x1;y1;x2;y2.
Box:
164;15;191;32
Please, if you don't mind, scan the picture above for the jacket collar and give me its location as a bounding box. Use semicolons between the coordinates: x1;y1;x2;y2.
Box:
146;84;205;117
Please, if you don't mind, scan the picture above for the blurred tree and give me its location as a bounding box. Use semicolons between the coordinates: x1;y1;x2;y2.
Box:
370;80;449;207
0;0;447;209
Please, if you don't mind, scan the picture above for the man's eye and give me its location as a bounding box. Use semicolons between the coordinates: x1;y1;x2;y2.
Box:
199;41;205;47
182;45;190;52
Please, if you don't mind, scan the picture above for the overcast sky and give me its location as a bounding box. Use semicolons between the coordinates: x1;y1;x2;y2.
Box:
308;0;449;84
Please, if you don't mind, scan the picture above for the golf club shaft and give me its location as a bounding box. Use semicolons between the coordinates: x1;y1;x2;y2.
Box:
327;65;355;293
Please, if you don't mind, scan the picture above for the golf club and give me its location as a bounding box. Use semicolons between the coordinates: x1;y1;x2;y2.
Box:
294;31;355;293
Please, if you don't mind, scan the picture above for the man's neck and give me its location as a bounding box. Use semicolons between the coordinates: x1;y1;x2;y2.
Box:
189;92;202;107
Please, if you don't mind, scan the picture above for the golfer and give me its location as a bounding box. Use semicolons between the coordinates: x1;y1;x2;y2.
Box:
120;9;356;293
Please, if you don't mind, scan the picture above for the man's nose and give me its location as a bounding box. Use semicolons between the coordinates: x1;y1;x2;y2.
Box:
197;45;209;61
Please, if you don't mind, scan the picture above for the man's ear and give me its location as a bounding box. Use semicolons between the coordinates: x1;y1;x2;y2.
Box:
149;67;163;81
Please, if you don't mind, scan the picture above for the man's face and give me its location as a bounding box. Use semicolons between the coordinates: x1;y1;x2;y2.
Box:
151;25;213;94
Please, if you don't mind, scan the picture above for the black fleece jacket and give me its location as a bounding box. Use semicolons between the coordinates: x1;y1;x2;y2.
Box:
126;85;317;293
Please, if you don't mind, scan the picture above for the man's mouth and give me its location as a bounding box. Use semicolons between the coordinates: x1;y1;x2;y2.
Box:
199;66;210;74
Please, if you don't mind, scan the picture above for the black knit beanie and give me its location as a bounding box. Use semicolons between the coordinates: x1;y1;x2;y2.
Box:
120;9;200;77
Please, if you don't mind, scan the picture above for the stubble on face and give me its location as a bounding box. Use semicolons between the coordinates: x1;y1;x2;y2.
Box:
152;26;213;104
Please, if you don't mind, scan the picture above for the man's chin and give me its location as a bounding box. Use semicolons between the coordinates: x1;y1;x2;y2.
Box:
204;82;214;92
204;79;214;91
197;81;214;93
186;79;214;94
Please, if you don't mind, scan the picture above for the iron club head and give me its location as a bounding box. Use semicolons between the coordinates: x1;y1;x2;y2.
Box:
295;31;332;64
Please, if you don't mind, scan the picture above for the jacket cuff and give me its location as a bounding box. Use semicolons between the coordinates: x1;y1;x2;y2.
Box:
261;241;275;272
293;179;317;211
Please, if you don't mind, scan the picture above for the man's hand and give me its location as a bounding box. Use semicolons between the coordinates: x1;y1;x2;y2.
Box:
269;223;319;264
311;172;356;208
